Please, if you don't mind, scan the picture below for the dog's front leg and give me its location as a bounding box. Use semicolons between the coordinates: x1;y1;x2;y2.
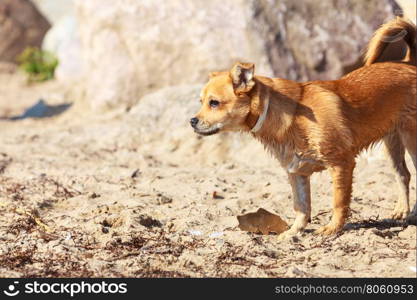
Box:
315;161;355;235
278;173;311;240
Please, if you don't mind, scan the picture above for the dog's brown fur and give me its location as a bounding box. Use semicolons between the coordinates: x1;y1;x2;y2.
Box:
191;17;416;237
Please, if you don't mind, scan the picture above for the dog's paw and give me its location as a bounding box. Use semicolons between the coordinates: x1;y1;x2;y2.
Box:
277;229;300;241
277;231;292;241
391;210;409;220
314;223;343;236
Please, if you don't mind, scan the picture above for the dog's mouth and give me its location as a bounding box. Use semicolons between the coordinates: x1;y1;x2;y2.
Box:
192;121;223;136
194;127;220;136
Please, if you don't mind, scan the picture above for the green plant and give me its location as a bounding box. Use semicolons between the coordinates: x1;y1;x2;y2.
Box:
17;47;59;82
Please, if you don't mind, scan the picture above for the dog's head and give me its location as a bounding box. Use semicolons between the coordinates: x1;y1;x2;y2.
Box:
190;62;256;136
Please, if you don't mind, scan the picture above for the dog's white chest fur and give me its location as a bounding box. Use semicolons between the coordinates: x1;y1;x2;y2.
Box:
261;139;324;176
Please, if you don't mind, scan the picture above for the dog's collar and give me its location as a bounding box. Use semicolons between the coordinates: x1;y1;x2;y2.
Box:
250;93;270;133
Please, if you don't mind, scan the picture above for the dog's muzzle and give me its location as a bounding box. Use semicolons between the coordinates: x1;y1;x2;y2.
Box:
190;117;221;136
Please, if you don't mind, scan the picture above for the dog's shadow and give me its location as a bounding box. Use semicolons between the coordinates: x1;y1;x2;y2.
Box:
310;209;416;232
344;217;416;230
303;216;416;237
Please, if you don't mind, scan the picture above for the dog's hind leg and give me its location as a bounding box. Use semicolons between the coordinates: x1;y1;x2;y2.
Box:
278;174;311;240
399;126;417;218
399;127;417;169
384;132;411;219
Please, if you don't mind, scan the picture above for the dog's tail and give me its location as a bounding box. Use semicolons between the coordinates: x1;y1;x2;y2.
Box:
364;17;416;66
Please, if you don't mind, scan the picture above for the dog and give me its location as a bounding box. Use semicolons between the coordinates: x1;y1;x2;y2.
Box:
190;17;416;238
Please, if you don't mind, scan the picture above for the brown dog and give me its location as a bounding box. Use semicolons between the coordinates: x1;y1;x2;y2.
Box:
191;17;416;238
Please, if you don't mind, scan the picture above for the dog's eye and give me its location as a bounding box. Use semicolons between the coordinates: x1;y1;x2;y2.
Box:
209;100;220;108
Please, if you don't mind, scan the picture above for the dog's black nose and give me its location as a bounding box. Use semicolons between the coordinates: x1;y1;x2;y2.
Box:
190;117;199;128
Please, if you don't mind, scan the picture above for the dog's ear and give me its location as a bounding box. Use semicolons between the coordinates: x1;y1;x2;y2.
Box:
230;62;255;95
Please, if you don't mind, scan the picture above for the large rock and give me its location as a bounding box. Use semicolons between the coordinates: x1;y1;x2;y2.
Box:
252;0;401;79
32;0;74;24
74;0;399;110
74;0;273;110
42;15;83;82
0;0;50;63
30;0;83;82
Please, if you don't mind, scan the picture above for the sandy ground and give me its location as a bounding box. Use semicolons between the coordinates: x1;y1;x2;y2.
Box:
0;69;416;278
